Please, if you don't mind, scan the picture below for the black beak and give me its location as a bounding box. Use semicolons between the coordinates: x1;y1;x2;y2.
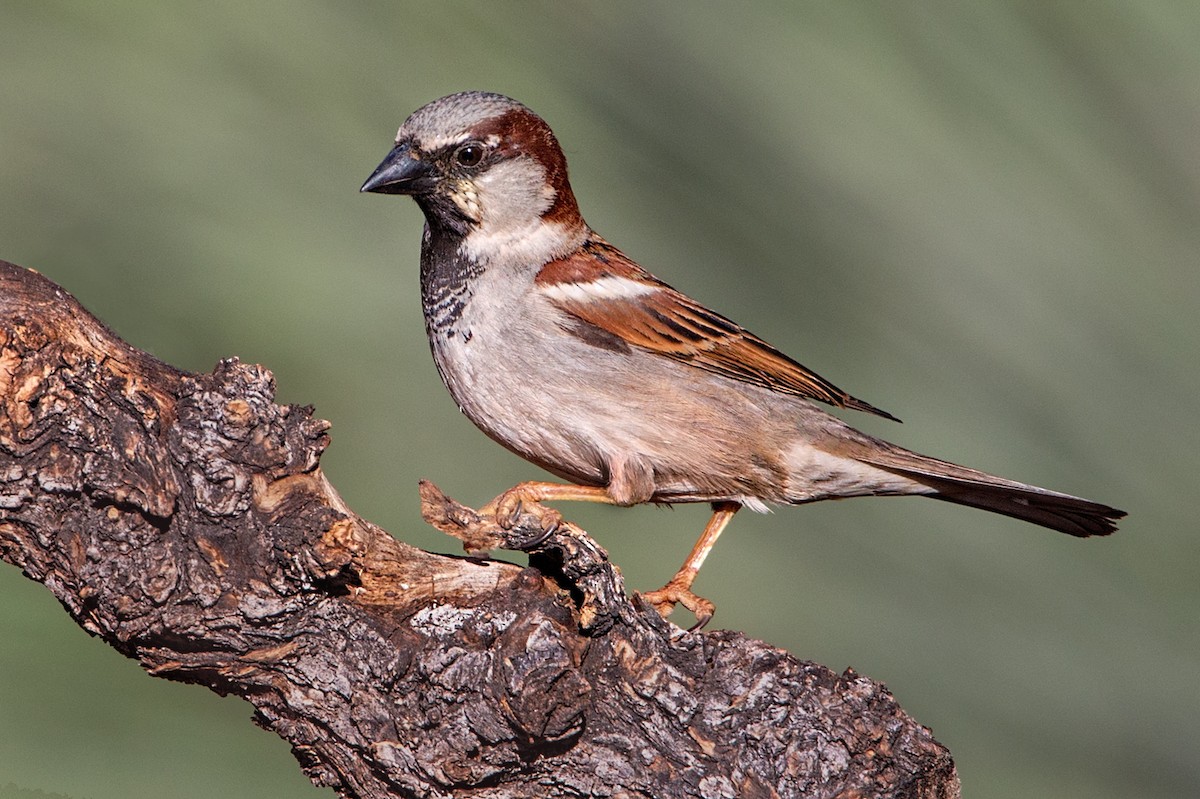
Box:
360;142;433;195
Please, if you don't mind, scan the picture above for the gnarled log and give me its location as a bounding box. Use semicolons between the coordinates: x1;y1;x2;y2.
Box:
0;259;959;798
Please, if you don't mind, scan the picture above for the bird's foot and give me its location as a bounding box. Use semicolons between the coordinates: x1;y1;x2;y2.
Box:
639;576;715;632
481;484;564;541
419;480;563;553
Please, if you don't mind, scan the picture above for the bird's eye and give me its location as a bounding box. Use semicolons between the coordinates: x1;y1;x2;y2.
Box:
454;142;485;168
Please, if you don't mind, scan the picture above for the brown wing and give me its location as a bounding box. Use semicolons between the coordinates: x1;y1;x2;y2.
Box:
536;238;900;421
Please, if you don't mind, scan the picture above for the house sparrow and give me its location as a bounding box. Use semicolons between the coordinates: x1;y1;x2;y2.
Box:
361;91;1124;628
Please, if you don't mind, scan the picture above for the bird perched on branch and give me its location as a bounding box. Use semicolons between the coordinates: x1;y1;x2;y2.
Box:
361;91;1124;629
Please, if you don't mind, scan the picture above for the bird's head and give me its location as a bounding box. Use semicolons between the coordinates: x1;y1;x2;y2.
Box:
362;91;585;263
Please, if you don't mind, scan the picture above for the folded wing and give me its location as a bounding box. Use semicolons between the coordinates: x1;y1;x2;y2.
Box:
536;236;899;421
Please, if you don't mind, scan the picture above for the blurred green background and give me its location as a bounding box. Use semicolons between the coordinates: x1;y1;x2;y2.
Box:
1;3;1196;798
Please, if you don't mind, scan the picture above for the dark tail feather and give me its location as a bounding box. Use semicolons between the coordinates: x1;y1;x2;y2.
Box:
919;475;1122;537
857;447;1125;537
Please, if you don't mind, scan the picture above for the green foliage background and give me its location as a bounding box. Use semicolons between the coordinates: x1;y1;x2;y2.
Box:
1;3;1196;797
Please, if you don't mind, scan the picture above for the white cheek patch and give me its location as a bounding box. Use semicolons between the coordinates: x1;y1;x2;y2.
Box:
461;157;585;265
475;158;555;224
539;276;658;304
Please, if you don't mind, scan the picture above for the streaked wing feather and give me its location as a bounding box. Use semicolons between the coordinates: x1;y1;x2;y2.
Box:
536;238;899;421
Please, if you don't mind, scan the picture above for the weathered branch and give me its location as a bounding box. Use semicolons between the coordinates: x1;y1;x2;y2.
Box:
0;259;959;798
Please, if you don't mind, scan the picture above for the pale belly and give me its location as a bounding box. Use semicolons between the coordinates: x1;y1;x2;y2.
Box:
421;275;919;508
426;306;837;507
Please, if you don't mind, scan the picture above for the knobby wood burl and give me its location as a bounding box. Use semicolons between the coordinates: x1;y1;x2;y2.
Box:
0;260;959;798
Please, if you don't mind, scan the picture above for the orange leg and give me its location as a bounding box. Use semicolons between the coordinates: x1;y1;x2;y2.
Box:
640;501;740;630
481;480;617;531
485;484;739;630
490;481;618;506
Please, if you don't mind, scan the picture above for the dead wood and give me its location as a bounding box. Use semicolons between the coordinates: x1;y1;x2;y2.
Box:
0;259;959;798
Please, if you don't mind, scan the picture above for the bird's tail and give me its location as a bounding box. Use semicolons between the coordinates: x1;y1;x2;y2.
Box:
851;443;1124;537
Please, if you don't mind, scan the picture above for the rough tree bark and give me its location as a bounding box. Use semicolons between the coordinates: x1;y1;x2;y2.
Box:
0;259;960;799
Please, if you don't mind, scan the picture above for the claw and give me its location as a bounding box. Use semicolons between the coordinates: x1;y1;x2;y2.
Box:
484;485;564;544
639;577;716;631
513;520;557;550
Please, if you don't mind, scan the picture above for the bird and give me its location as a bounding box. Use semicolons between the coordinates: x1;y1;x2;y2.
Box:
361;91;1125;629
